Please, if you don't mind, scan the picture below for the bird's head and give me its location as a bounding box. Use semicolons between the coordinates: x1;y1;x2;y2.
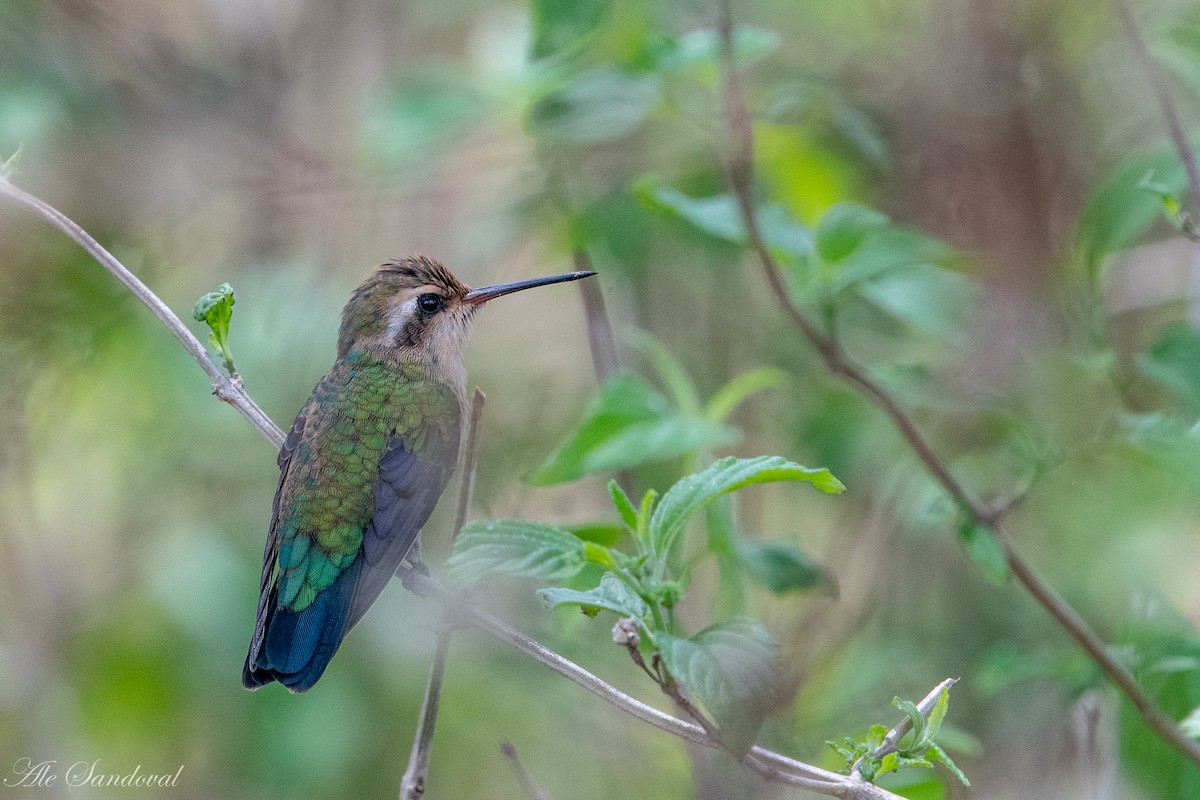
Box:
338;255;594;386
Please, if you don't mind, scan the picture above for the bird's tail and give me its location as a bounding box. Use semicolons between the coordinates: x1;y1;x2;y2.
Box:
242;556;363;692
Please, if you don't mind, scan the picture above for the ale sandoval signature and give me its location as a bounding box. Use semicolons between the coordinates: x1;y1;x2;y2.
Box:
4;758;183;789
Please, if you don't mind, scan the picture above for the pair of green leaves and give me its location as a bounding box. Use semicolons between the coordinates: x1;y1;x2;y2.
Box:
528;331;786;486
828;686;968;786
445;455;844;753
447;455;843;585
636;177;978;346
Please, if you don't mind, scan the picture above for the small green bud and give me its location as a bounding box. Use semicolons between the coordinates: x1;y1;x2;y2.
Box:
655;581;683;608
192;283;237;376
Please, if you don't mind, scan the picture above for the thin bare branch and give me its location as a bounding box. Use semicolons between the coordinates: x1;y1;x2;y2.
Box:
1116;0;1200;214
500;741;552;800
398;630;452;800
713;0;1200;768
575;249;620;382
0;176;285;450
401;569;897;798
399;389;487;799
451;389;487;545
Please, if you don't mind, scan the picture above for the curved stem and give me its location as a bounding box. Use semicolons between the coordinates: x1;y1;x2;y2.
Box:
714;0;1200;769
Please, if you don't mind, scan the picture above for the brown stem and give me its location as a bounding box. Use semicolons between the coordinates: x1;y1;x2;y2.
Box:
1116;0;1200;214
399;389;487;799
500;741;552;800
575;249;620;382
715;0;1200;768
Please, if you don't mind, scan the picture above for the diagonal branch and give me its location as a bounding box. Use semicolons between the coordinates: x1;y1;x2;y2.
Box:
399;388;487;800
713;0;1200;768
0;176;284;450
1;174;907;799
1115;0;1200;216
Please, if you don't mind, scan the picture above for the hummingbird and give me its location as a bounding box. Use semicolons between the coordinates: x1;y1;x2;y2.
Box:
243;255;595;692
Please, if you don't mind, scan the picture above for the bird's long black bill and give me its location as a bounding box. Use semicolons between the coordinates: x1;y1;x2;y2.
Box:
462;270;596;305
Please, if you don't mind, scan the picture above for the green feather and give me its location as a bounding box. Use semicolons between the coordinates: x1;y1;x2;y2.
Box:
273;351;459;613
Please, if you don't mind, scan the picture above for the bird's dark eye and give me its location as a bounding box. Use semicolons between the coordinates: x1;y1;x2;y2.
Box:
416;293;444;314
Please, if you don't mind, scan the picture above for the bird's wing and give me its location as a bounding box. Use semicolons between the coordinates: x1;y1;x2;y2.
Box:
347;417;459;629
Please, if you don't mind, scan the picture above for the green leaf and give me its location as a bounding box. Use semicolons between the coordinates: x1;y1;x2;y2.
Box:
893;698;927;750
634;176;812;259
528;374;737;486
826;226;957;294
638;489;658;548
444;519;587;585
927;742;970;786
627;329;701;417
1076;150;1190;281
360;79;487;167
1;144;23;179
529;68;661;144
651;456;845;559
539;572;650;621
762;80;889;168
191;283;237;375
530;0;605;60
1154;26;1200;95
656;617;783;756
814;202;890;263
925;684;950;742
956;522;1009;585
735;538;836;595
566;522;624;547
857;264;981;343
705;367;788;424
976;644;1098;697
654;25;780;72
608;480;640;533
1138;324;1200;416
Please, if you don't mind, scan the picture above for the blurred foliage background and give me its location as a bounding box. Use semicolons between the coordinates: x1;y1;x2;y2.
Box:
4;0;1200;798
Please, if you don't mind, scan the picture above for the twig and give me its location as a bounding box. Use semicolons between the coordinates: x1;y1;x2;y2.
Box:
575;249;620;382
4;175;906;799
399;568;896;798
451;390;487;547
399;389;487;800
398;630;452;800
0;176;285;450
500;741;551;800
1115;0;1200;215
574;249;637;497
851;679;957;779
713;0;1200;768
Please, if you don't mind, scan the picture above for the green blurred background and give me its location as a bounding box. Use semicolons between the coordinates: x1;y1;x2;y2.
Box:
3;0;1200;797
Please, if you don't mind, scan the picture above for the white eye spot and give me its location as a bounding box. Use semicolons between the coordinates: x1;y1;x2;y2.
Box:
386;297;419;340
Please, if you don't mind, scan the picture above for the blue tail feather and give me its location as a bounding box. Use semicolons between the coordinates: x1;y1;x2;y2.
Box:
243;556;363;692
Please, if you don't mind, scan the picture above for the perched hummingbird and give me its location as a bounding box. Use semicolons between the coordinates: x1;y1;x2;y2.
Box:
243;256;594;692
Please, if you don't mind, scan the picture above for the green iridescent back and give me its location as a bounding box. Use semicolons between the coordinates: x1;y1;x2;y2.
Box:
272;349;460;612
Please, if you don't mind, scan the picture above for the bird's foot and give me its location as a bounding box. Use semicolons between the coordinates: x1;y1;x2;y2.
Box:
397;558;431;595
